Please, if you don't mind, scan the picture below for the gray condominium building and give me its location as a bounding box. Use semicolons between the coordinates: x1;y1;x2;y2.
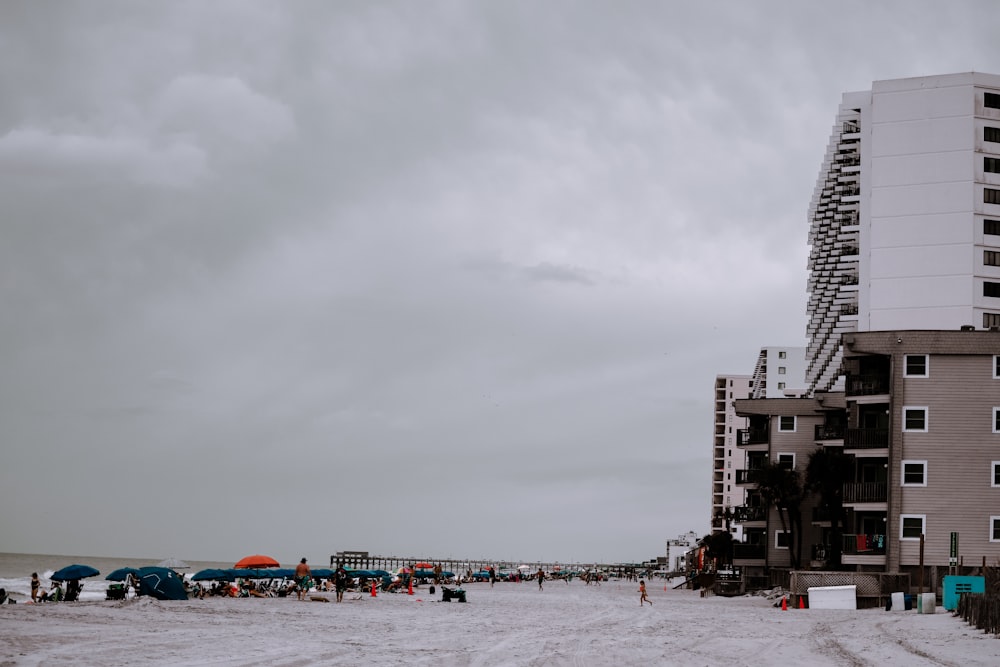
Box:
727;73;1000;590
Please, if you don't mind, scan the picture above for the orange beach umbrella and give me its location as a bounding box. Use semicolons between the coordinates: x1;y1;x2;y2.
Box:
234;554;280;569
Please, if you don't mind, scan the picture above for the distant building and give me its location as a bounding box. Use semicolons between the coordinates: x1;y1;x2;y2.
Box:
751;346;807;399
711;374;751;538
666;531;700;572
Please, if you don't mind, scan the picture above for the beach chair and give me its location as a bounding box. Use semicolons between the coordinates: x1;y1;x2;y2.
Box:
106;584;127;601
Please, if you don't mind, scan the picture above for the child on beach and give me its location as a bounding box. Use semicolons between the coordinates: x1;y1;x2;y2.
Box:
639;580;651;606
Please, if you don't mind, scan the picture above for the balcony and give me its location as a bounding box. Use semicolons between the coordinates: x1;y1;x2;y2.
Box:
733;505;767;523
737;427;769;446
845;428;889;449
735;468;766;485
845;374;889;396
814;424;845;441
843;482;887;504
733;543;766;560
842;534;886;555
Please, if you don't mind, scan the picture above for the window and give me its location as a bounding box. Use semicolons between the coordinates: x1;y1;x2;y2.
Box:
987;92;1000;109
775;530;790;549
986;282;1000;298
778;416;796;432
777;453;795;470
994;407;1000;433
778;351;787;359
987;251;1000;267
988;157;1000;174
903;407;928;432
778;366;786;375
986;188;1000;204
777;382;786;390
987;313;1000;329
904;354;928;377
902;460;927;486
992;517;1000;542
992;462;1000;487
995;356;1000;378
987;127;1000;143
988;219;1000;235
900;515;925;540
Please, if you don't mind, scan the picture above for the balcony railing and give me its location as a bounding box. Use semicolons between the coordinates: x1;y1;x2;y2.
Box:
733;505;767;522
845;428;889;449
737;427;769;446
845;374;890;396
842;534;886;555
815;424;845;441
735;469;756;484
843;482;887;503
733;543;766;560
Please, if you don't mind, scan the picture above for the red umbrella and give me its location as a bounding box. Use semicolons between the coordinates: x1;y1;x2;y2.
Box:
414;562;434;569
234;554;280;569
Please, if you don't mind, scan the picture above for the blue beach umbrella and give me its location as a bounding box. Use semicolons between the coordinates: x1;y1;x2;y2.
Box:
192;568;232;582
51;564;100;581
106;567;140;581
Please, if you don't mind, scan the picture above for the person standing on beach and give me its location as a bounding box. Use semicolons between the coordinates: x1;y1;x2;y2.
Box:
295;558;311;601
334;564;348;603
30;573;40;602
639;580;651;606
488;566;495;588
537;568;545;591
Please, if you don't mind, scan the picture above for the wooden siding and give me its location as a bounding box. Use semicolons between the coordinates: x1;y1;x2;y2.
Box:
894;353;1000;566
764;414;826;567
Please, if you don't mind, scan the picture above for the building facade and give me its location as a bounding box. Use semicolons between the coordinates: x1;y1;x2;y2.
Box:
712;374;751;538
724;73;1000;589
806;72;1000;394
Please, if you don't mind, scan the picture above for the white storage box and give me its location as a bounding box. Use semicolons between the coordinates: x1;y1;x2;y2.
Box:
806;584;857;610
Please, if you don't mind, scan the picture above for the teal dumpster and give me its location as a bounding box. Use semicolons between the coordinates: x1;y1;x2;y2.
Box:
942;576;984;611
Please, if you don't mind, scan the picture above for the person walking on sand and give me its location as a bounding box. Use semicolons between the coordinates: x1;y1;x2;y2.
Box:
537;568;545;591
295;558;311;601
639;580;651;606
488;566;496;588
334;563;348;603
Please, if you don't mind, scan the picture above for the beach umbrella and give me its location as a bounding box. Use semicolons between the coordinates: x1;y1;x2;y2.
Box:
191;569;232;582
136;566;187;600
157;558;190;570
414;562;434;569
106;567;140;581
51;564;100;581
311;568;333;578
234;554;280;569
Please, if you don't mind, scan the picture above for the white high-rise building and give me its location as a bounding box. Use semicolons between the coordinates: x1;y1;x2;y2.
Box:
806;72;1000;393
711;374;750;538
749;346;807;399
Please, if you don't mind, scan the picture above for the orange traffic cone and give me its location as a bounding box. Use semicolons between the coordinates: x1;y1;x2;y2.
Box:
799;596;806;609
408;577;414;595
781;596;787;611
371;581;377;597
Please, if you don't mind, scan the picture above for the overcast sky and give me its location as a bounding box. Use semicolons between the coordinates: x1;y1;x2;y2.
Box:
3;1;1000;566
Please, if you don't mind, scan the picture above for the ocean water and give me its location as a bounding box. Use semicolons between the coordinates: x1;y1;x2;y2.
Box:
0;552;235;602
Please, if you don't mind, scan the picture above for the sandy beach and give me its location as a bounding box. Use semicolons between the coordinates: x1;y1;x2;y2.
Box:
3;579;999;666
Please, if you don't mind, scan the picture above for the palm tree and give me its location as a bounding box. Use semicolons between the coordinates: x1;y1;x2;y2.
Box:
805;448;853;568
751;461;804;569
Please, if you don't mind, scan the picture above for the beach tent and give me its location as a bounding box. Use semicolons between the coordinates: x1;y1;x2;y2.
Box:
136;566;187;600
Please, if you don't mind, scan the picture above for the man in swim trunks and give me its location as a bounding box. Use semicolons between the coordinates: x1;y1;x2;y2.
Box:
294;558;311;601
